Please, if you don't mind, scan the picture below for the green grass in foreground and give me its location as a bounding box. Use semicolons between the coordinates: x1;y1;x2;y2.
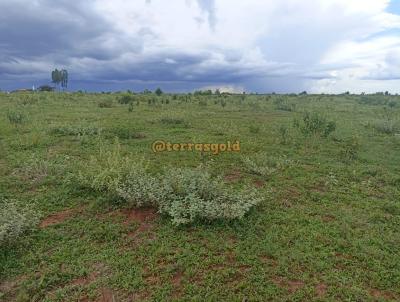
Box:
0;92;400;301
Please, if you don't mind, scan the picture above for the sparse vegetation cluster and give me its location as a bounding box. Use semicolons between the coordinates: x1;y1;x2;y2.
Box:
1;91;399;301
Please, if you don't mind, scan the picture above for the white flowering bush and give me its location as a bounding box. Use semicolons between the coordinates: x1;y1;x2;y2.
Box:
158;168;261;225
0;200;40;246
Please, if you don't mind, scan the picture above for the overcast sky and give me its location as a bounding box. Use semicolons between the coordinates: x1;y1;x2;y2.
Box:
1;0;400;93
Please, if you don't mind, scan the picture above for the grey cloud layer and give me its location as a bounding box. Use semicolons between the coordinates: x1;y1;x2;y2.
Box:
1;0;399;92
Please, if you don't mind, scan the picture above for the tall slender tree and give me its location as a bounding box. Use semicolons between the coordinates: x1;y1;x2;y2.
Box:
51;69;68;91
61;69;68;90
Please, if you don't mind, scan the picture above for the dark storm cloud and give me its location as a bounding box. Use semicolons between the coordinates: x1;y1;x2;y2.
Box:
72;50;282;86
1;0;399;92
0;0;143;69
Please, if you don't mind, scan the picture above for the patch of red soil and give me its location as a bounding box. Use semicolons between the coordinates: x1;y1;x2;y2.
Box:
369;289;398;300
70;263;108;288
144;273;161;286
272;277;305;294
128;292;150;301
208;263;225;271
315;283;328;297
253;179;265;188
335;252;353;260
259;255;278;267
39;209;75;228
322;215;336;222
224;170;242;183
172;271;183;286
97;288;115;302
121;207;158;225
171;270;184;298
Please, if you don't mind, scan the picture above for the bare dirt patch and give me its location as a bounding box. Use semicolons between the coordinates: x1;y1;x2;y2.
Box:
315;283;327;297
121;207;158;225
259;255;278;267
171;270;184;298
334;252;353;260
97;288;115;302
39;208;75;228
253;179;265;188
321;215;336;222
224;170;242;183
120;208;158;243
272;277;305;294
369;289;398;300
0;274;28;301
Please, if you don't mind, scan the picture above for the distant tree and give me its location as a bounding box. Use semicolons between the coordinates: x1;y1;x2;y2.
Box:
38;85;54;92
61;69;68;90
155;87;163;96
51;69;60;89
299;91;307;95
51;69;68;91
143;89;152;94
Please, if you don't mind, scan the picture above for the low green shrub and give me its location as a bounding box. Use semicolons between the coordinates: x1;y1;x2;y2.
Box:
158;168;261;225
116;170;162;208
249;125;261;134
75;141;134;193
117;94;135;104
242;153;295;177
277;125;290;144
274;97;296;111
6;110;26;125
0;200;40;246
75;142;260;225
106;127;146;140
369;120;399;135
98;99;113;108
339;136;361;161
294;111;336;137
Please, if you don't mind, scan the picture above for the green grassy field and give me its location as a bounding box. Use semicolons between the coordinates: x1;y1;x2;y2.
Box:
1;92;400;301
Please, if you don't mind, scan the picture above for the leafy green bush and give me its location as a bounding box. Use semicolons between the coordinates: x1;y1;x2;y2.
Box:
98;99;113;108
6;110;26;125
117;94;135;104
0;200;40;246
105;127;146;140
158;168;261;225
249;125;261;134
117;170;162;208
274;97;296;112
160;117;186;125
75;142;260;225
339;136;361;161
76;141;134;193
20;95;38;106
277;125;290;144
159;117;189;128
369;120;399;135
294;111;336;137
242;153;295;177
